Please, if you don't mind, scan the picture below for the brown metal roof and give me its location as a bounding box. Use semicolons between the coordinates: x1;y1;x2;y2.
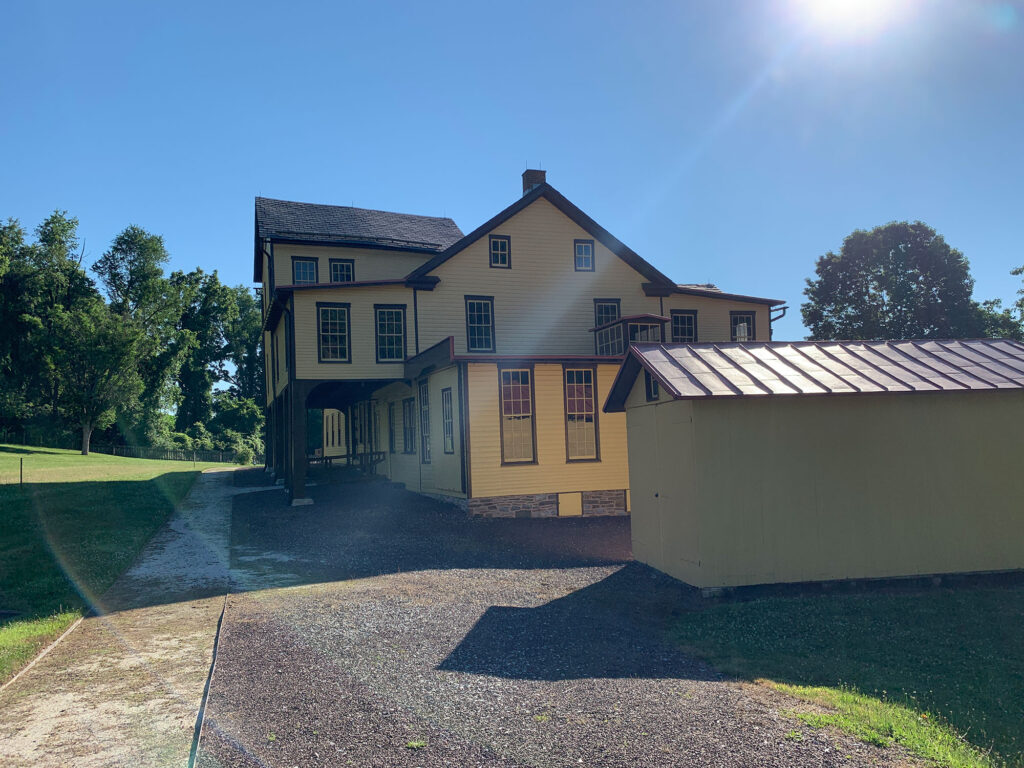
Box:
604;339;1024;411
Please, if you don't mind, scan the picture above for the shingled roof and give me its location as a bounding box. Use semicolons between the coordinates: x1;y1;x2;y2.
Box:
605;339;1024;411
254;197;463;280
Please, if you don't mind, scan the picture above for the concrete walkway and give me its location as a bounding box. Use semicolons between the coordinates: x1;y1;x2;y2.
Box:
0;468;275;768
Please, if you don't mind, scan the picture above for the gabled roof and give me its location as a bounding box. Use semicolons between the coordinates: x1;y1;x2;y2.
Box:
604;339;1024;411
254;197;463;281
406;183;677;286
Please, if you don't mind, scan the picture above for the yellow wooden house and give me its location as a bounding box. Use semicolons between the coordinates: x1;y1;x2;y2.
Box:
257;170;784;511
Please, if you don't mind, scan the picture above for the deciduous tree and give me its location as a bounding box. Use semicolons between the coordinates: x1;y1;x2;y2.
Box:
802;221;986;340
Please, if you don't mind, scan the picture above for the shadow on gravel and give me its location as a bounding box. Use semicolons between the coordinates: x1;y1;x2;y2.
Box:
438;563;705;680
229;473;634;586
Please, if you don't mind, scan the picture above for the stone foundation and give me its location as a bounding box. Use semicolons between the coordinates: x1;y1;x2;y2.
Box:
468;493;558;518
582;489;629;516
467;490;629;518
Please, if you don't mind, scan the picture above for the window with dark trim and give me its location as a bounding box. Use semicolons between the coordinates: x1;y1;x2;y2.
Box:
730;311;756;342
374;304;406;362
419;380;431;464
499;368;535;463
292;257;318;284
329;258;355;283
593;299;620;328
574;239;595;271
627;321;662;342
671;310;698;343
564;367;598;461
465;296;495;352
402;397;416;453
388;402;396;453
645;370;660;402
489;235;511;268
441;388;454;454
316;303;351;362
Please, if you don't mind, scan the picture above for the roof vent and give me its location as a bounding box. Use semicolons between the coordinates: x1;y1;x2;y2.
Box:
522;169;546;195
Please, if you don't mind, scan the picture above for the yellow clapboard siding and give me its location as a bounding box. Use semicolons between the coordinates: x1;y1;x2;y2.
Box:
416;197;771;358
273;243;430;286
467;362;629;498
291;285;411;380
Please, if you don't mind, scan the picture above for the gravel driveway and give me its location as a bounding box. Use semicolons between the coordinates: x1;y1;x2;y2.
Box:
198;476;913;768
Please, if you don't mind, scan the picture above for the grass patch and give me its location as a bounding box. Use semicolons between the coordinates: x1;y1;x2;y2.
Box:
0;444;219;682
673;587;1024;767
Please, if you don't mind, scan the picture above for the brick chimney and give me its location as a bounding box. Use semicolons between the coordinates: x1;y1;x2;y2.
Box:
522;169;546;195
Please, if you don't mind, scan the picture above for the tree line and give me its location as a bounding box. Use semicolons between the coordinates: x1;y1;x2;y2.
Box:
0;211;263;461
802;221;1023;341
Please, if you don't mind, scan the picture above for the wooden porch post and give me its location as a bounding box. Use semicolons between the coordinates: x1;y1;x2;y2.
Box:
289;381;313;506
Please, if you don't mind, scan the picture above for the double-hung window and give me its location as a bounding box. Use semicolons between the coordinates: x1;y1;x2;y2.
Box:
465;296;495;352
330;258;355;283
500;368;535;463
564;367;598;461
317;303;350;362
594;299;621;329
402;398;416;453
374;305;406;362
441;388;454;454
671;310;698;343
292;257;318;284
574;239;595;271
419;380;431;464
730;312;756;342
489;235;510;268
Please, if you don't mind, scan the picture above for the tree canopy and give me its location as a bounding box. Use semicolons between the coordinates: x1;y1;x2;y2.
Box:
0;211;264;457
802;221;1021;340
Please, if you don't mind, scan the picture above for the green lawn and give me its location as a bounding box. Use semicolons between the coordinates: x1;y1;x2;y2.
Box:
673;585;1024;767
0;445;219;682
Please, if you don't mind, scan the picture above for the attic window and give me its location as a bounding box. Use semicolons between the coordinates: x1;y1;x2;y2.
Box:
489;235;511;269
574;239;595;272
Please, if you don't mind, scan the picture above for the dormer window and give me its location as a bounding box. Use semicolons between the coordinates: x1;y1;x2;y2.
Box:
489;235;511;269
574;239;595;271
292;257;318;284
592;314;667;356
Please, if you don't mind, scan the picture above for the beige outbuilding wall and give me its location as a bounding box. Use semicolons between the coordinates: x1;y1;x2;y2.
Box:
626;383;1024;589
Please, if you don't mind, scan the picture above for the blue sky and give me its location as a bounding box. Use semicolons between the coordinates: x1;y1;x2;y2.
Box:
2;0;1022;339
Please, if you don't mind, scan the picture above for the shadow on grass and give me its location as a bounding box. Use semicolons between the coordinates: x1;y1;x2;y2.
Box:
0;471;201;622
672;586;1024;765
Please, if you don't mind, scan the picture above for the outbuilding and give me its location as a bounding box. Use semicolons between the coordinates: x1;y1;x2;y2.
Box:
604;339;1024;590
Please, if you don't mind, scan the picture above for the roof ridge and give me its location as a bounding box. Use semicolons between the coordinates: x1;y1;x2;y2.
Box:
255;196;457;223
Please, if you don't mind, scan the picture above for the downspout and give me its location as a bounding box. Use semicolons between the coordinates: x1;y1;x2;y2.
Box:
769;305;789;341
413;287;420;355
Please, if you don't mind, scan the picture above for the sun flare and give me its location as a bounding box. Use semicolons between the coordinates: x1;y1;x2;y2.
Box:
794;0;916;40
